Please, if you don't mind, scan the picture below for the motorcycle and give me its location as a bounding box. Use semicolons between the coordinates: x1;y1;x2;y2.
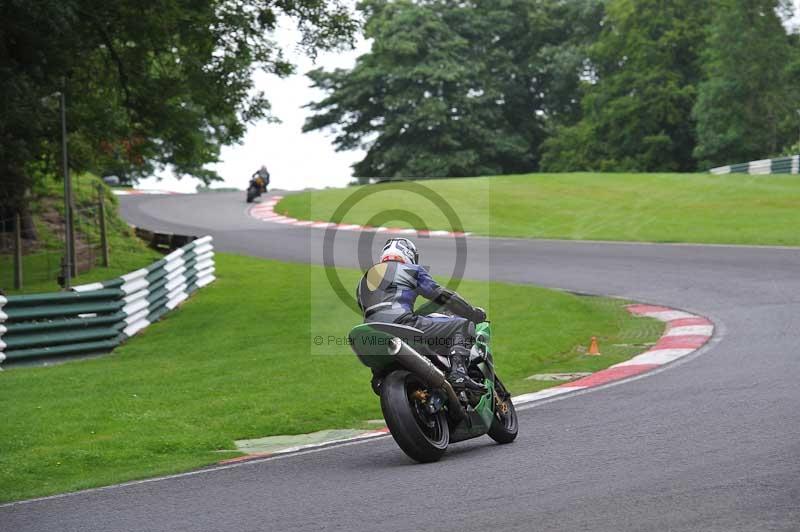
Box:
246;176;267;203
348;315;518;462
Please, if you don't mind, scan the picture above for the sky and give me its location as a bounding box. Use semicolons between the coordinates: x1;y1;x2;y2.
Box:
140;2;800;193
139;18;371;193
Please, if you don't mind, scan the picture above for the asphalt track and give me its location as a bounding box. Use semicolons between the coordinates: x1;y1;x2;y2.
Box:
3;192;800;531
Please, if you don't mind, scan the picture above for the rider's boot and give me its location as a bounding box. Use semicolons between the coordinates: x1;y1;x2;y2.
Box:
447;346;487;393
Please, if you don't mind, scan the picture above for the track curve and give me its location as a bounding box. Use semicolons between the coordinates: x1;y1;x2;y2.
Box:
4;192;799;531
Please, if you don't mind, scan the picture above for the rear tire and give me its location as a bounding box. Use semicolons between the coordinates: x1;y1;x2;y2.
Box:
488;377;518;444
380;370;449;463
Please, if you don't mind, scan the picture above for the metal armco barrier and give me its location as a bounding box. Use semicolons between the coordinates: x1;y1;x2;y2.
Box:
710;155;799;175
0;235;215;365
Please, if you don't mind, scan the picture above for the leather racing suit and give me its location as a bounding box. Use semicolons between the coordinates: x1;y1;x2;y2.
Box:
356;260;486;380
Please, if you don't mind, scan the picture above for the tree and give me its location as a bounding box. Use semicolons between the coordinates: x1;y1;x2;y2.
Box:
0;0;357;218
541;0;712;172
304;0;603;181
693;0;798;168
782;30;800;154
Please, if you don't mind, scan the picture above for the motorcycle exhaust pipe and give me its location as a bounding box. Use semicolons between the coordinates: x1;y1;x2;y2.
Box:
388;337;466;421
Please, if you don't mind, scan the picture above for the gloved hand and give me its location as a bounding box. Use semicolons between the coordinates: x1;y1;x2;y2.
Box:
471;306;487;323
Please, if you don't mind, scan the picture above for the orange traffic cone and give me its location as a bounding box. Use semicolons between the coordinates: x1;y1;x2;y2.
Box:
588;336;601;356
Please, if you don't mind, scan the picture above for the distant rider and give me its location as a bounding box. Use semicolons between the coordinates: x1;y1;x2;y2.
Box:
251;165;270;192
356;238;487;394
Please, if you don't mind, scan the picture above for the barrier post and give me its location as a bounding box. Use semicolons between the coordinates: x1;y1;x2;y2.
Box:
98;185;109;267
14;212;23;289
60;83;74;288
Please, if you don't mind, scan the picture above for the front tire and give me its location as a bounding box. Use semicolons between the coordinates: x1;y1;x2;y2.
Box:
488;377;518;444
246;186;258;203
380;370;449;463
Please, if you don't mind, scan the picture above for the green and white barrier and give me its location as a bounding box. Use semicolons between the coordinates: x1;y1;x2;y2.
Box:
0;235;215;365
710;155;799;175
0;296;7;364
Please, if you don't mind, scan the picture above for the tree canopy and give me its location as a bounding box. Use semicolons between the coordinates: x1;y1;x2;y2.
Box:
692;0;799;168
304;0;603;181
0;0;357;212
3;0;799;207
306;0;799;178
541;0;713;172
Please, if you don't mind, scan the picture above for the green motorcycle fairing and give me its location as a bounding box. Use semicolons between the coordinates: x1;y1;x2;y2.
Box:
449;322;496;441
475;321;492;357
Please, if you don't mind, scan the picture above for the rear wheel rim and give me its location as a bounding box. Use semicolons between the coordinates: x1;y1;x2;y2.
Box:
406;377;447;446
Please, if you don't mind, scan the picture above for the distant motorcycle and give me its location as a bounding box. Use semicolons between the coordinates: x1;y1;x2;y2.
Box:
246;176;267;203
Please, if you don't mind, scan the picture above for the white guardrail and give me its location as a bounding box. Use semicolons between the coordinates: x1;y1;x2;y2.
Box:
710;155;799;175
0;236;215;365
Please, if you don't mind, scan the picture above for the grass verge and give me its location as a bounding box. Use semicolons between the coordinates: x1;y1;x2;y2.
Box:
276;172;800;245
0;253;661;502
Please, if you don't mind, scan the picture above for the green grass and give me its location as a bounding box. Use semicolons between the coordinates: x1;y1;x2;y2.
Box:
276;172;800;246
0;253;660;502
1;174;161;294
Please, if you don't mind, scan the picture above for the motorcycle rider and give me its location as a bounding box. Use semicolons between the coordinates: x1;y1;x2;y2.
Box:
251;165;270;192
356;237;487;394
